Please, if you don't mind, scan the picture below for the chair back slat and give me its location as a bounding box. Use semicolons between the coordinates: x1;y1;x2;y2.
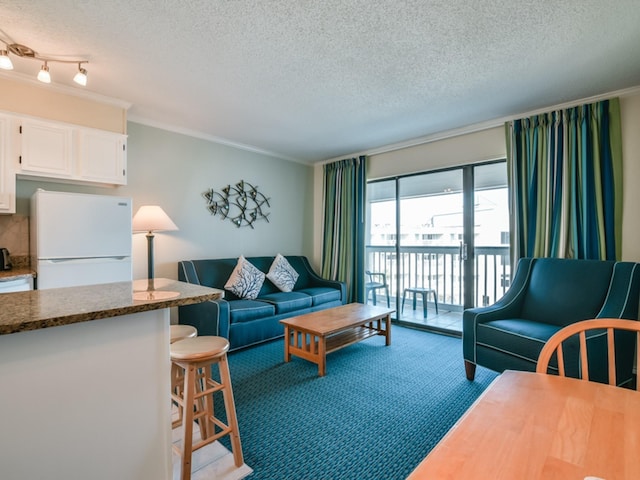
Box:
637;331;640;390
607;327;616;386
579;331;589;381
557;345;565;376
537;318;640;391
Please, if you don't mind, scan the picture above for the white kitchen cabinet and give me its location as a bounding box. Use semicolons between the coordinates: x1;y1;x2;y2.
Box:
19;118;74;179
16;115;127;186
77;128;127;185
0;114;16;214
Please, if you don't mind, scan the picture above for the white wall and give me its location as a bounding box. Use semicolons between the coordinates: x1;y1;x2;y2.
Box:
0;76;127;134
16;121;315;283
620;92;640;262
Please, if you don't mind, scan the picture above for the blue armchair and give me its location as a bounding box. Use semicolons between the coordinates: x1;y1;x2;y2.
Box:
463;258;640;384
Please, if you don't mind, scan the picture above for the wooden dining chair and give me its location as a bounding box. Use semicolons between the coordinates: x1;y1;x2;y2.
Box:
536;318;640;391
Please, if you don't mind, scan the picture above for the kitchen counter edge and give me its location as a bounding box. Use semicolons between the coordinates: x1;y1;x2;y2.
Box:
0;278;224;335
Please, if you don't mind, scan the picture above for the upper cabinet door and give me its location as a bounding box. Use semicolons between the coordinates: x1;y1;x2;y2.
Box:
77;129;127;185
15;115;127;187
0;114;16;214
19;118;74;178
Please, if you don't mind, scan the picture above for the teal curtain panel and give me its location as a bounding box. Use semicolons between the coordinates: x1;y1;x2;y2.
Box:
321;156;366;303
506;98;622;261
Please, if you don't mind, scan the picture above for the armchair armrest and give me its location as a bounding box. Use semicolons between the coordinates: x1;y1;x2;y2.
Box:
464;258;534;322
597;262;640;319
463;258;535;361
177;259;231;338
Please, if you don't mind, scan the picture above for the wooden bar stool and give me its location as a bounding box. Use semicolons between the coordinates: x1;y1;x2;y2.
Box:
170;336;243;480
170;325;198;429
170;325;197;344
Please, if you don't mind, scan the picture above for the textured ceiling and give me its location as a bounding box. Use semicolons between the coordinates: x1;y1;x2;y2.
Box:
2;1;640;163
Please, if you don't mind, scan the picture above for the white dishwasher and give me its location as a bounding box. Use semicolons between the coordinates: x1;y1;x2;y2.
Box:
0;276;34;293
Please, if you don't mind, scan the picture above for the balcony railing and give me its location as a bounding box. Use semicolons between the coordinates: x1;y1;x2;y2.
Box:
366;245;511;310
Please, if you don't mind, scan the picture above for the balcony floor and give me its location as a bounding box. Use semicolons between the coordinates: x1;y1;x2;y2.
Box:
367;298;462;334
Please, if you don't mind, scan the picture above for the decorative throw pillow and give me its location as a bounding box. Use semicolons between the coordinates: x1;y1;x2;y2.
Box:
266;254;299;292
224;256;265;299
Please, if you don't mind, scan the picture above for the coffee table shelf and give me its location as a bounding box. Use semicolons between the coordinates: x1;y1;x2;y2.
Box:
325;325;380;353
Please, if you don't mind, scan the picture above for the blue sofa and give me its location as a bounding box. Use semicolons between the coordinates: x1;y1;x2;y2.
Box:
463;257;640;385
177;255;346;350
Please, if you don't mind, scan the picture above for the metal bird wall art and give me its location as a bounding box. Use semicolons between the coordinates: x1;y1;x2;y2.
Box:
203;180;271;228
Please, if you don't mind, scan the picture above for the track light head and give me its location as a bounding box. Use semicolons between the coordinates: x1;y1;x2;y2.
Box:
73;63;87;86
37;62;51;83
0;50;13;70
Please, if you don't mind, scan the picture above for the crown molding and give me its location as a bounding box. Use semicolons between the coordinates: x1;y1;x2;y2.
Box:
0;70;131;109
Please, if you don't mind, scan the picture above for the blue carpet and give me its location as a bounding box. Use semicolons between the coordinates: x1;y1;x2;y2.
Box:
222;325;497;480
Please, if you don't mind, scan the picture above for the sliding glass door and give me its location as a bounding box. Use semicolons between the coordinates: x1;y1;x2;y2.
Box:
365;161;509;333
399;170;464;322
473;163;511;308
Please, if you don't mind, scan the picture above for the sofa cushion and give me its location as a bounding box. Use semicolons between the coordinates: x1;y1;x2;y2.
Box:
266;254;299;292
224;256;266;299
476;318;562;364
229;299;275;324
297;287;342;306
259;291;312;314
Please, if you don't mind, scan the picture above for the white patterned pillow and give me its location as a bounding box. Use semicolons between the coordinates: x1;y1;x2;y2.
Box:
224;256;266;299
267;254;299;292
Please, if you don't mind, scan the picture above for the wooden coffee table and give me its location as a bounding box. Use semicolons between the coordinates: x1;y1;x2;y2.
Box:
280;303;394;376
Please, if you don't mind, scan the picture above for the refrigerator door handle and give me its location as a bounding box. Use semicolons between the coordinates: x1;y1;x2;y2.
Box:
44;257;130;263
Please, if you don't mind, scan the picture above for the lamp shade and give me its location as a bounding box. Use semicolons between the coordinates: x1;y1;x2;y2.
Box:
132;205;178;233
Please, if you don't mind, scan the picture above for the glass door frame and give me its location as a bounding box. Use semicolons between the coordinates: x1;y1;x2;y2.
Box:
366;159;508;332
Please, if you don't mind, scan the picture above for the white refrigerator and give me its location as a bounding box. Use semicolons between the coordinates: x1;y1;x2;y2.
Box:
31;190;133;289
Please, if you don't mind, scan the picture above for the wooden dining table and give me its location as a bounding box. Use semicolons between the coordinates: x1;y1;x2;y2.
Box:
407;370;640;479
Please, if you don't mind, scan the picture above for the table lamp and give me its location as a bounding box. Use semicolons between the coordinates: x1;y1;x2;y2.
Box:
132;205;178;291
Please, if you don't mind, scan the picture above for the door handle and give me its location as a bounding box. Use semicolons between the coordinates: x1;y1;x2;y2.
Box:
460;242;468;261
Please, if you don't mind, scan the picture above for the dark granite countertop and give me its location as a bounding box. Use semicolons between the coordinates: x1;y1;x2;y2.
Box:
0;256;34;280
0;267;36;281
0;278;223;335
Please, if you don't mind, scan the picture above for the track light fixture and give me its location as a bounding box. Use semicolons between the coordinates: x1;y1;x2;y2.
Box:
0;49;12;70
37;61;51;84
0;37;89;86
73;63;88;86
